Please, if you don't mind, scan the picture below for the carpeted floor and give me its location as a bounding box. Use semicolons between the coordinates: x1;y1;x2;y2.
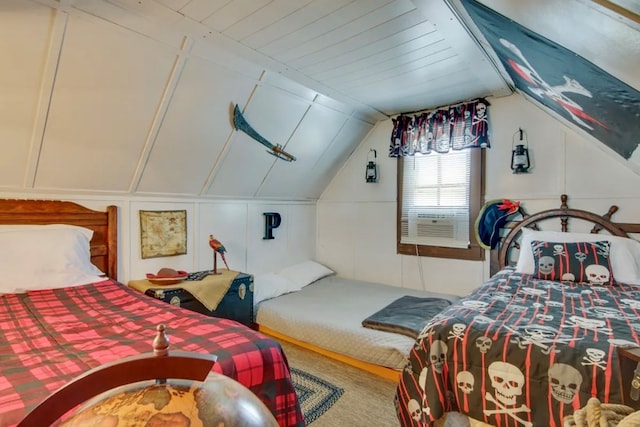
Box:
276;339;400;426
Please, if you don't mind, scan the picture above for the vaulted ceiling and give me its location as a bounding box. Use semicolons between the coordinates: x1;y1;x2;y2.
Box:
2;0;638;200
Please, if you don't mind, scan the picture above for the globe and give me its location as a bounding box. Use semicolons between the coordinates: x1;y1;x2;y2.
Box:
59;372;279;427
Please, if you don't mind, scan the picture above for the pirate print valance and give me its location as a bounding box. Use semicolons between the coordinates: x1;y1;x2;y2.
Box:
388;98;491;157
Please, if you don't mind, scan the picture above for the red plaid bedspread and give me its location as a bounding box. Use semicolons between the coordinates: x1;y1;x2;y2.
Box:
0;280;304;427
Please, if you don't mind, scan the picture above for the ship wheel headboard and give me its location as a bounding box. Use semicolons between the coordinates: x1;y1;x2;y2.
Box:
492;194;639;275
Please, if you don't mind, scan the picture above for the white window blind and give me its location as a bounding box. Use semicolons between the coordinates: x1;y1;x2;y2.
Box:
401;151;471;248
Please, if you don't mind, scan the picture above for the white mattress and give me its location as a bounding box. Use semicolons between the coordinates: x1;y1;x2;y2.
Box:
255;276;459;370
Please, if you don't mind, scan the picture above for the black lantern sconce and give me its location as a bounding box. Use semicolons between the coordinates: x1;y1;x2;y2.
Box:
365;149;378;183
511;128;530;174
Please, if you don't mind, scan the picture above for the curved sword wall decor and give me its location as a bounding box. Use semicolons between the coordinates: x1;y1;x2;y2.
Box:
233;104;297;162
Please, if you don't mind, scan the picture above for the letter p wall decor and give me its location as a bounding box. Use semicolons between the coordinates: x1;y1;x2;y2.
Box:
263;212;281;240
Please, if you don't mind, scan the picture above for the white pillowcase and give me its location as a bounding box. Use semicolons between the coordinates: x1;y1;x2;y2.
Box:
252;273;301;304
0;223;95;238
0;225;105;294
278;260;334;288
515;228;640;284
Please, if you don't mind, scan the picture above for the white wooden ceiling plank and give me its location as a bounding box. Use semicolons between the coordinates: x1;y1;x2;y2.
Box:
35;12;177;192
202;0;272;32
356;71;489;113
178;0;232;22
223;0;314;41
0;0;54;189
257;105;348;198
302;117;373;198
241;0;354;49
351;61;472;97
309;28;443;82
414;0;511;100
302;19;437;76
129;36;193;194
137;56;256;195
154;0;191;11
183;9;388;121
189;33;265;78
271;0;410;62
24;8;67;189
206;86;309;197
329;45;459;89
205;131;273;198
73;0;187;48
99;0;186;26
289;8;429;70
314;94;357;117
260;71;318;102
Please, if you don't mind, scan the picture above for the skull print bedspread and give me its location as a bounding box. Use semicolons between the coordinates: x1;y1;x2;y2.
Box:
395;268;640;427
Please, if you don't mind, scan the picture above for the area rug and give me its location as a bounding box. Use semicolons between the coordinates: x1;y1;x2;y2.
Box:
290;367;344;424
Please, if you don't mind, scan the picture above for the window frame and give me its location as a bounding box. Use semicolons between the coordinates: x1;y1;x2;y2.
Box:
396;148;485;260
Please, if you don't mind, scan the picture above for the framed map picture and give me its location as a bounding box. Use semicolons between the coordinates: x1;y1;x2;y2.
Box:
139;210;187;258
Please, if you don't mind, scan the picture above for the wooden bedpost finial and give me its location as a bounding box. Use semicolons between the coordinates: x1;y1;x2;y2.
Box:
560;195;569;231
560;194;568;209
153;324;170;357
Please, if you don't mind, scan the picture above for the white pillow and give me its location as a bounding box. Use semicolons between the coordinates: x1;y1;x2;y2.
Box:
252;272;301;304
0;224;95;239
515;228;640;284
0;226;105;294
278;260;334;288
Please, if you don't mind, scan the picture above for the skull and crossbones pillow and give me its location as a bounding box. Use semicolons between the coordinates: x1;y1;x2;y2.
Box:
531;240;614;285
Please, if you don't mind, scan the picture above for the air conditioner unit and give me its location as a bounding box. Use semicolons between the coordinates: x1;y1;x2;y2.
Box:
402;209;469;247
412;216;456;240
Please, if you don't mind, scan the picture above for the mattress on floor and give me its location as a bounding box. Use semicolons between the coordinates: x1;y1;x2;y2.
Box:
255;275;459;370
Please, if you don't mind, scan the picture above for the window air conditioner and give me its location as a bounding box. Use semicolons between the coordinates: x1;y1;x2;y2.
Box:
402;209;468;247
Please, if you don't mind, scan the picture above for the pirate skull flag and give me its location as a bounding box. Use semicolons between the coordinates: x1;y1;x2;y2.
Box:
461;0;640;161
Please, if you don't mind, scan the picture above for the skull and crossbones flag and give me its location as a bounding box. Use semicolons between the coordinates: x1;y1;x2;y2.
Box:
461;0;640;162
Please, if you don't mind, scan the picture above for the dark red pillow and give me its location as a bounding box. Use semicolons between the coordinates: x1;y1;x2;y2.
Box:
531;240;614;285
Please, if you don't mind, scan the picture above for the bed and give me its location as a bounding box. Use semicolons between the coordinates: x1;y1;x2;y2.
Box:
253;261;460;380
0;199;304;427
396;195;640;426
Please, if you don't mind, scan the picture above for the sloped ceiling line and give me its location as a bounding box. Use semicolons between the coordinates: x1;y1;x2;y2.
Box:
199;70;267;196
25;8;68;188
252;94;319;198
129;35;194;193
309;113;351;173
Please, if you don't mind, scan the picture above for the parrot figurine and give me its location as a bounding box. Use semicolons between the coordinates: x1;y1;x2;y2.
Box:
208;235;229;271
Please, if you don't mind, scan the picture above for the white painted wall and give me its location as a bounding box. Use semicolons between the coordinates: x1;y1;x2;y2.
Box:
0;191;315;284
318;93;640;295
4;92;639;293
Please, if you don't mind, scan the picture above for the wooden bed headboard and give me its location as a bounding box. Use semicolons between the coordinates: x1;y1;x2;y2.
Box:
492;194;640;275
0;199;118;280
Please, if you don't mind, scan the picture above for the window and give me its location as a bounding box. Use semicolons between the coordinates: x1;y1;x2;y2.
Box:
397;149;485;260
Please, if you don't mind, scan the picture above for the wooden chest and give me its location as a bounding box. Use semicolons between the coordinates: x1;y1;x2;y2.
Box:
143;273;254;327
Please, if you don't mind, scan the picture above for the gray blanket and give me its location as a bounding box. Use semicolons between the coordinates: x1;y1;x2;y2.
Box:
361;295;452;339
